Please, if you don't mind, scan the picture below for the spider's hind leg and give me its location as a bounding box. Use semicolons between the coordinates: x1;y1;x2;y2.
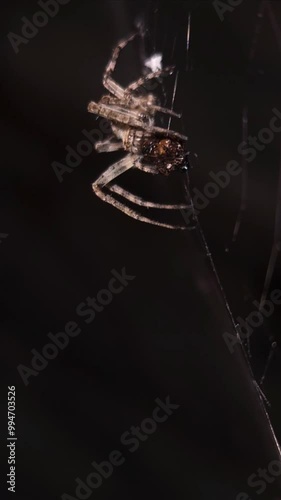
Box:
92;155;187;229
108;184;190;210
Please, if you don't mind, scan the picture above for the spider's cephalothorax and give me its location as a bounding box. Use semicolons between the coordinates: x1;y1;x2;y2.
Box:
87;32;191;230
141;137;187;176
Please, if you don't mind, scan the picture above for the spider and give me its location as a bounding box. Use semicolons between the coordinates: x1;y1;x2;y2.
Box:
87;33;190;230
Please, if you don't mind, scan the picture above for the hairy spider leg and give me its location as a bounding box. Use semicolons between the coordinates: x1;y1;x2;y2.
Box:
103;33;138;98
92;155;187;230
145;125;187;142
125;66;175;93
125;66;183;118
108;184;191;209
135;164;158;174
88;101;188;141
101;94;181;119
88;101;146;128
95;136;123;153
101;92;182;120
152;106;181;119
96;33;184;128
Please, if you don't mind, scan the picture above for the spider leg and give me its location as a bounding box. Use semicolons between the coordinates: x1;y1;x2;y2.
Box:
95;136;123;153
88;101;146;128
94;154;136;187
99;94;181;119
108;184;191;209
105;33;137;76
101;76;181;119
145;125;188;142
103;33;137;98
88;102;186;141
92;155;187;230
150;105;182;119
125;66;175;93
135;163;158;174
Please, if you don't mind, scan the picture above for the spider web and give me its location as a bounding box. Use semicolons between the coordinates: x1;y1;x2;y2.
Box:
226;1;281;386
136;1;250;362
223;2;281;379
133;0;281;463
160;2;280;383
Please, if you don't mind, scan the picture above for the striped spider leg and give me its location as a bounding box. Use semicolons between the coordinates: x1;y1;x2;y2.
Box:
92;154;189;230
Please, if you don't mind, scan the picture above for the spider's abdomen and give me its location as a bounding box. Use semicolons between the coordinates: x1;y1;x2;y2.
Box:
141;137;187;175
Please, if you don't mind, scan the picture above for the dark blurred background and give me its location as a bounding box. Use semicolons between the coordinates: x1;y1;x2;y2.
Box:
1;1;281;499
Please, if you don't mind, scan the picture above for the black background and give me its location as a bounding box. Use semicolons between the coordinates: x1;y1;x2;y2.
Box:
1;1;281;499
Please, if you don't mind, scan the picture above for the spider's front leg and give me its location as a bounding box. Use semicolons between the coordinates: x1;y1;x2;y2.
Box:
88;101;147;129
88;101;187;142
103;32;137;99
125;66;175;93
125;67;182;119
